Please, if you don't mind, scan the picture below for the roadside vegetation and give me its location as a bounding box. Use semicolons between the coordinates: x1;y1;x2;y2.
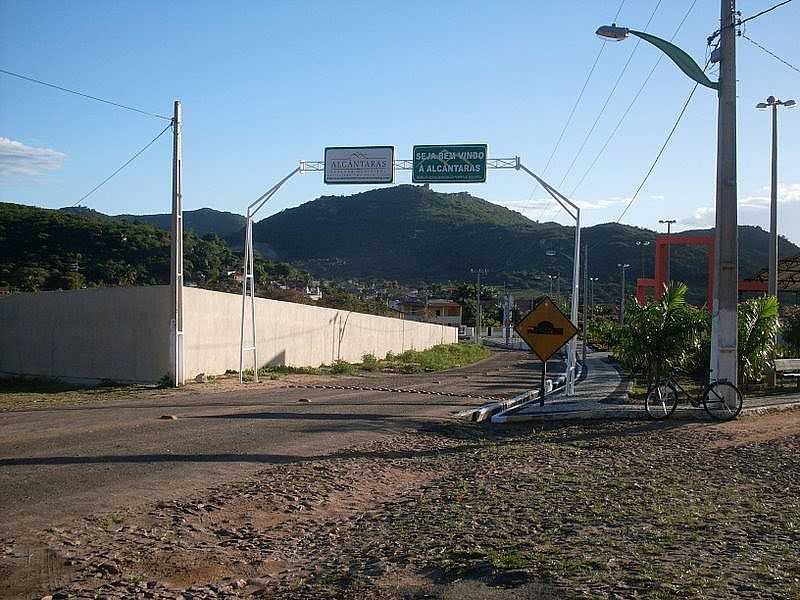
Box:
588;282;782;392
257;342;490;379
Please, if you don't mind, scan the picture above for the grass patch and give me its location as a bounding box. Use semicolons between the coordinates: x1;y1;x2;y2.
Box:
380;343;490;373
256;343;490;378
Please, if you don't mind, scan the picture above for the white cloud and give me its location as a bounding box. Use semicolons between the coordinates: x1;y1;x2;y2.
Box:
494;196;628;220
681;206;715;227
739;183;800;208
0;137;66;176
575;196;629;210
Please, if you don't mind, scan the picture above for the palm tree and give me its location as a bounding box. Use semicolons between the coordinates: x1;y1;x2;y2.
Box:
738;296;780;385
615;282;708;382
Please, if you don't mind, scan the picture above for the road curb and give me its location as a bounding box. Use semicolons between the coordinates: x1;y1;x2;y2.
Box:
740;400;800;416
456;364;583;423
490;399;800;424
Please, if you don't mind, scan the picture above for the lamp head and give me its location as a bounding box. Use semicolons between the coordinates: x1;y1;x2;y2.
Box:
785;99;796;107
596;24;630;41
756;103;768;109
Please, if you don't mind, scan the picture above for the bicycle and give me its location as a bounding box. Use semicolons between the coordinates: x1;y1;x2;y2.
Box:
645;369;743;421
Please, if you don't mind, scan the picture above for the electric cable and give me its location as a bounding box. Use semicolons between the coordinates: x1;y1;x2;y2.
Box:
70;122;173;207
741;33;800;74
708;0;794;42
524;0;627;223
558;0;664;189
570;0;698;197
738;0;794;27
615;74;702;223
0;67;172;121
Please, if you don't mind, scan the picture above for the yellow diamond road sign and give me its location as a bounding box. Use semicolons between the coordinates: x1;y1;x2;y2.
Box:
514;297;578;362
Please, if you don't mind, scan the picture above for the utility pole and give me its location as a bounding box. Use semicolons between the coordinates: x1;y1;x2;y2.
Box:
590;277;599;311
757;95;795;387
618;263;630;324
582;242;589;362
659;220;676;285
169;100;184;387
711;0;738;387
471;268;487;344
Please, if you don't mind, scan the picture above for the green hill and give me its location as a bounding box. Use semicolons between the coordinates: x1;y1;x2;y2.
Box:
250;185;800;299
0;202;299;292
61;206;245;238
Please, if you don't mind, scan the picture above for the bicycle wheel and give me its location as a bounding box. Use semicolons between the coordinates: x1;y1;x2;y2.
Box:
645;381;679;420
703;381;743;421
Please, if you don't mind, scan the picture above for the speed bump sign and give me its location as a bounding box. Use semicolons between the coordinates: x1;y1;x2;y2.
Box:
515;297;578;362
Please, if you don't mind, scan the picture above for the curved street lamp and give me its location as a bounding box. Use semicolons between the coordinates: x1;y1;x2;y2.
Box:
596;25;719;90
597;1;739;389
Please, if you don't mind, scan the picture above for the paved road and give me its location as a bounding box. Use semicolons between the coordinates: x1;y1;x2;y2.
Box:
0;348;544;536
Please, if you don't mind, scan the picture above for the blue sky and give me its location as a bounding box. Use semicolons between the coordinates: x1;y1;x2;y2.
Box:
1;0;799;242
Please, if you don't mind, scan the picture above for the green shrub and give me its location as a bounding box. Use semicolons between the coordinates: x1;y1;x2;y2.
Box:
361;353;379;371
330;360;358;375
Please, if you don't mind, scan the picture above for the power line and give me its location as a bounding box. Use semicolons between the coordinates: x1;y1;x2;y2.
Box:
615;77;701;223
709;0;795;42
613;0;627;21
526;0;626;223
570;0;698;197
738;0;794;27
741;33;800;74
558;0;664;189
543;45;606;178
71;122;173;207
0;68;172;121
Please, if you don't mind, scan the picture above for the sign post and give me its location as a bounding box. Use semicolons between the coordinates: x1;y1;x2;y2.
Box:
514;297;578;406
412;144;487;183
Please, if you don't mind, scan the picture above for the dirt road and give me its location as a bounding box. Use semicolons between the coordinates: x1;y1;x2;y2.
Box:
0;348;537;536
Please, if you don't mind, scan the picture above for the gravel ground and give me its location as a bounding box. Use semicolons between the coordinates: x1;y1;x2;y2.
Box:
2;408;798;600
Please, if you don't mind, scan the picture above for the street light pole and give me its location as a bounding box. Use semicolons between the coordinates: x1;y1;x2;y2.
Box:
757;95;795;388
582;242;589;362
757;96;796;300
711;0;739;386
596;9;738;386
618;264;630;324
658;220;676;285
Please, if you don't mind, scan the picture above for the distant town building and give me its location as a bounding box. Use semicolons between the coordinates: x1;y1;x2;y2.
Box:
397;298;462;327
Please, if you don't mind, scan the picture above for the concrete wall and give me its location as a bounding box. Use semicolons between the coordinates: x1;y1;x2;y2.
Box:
0;286;172;383
0;286;457;383
183;287;457;379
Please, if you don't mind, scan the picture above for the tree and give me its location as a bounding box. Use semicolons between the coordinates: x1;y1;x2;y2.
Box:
611;282;709;380
738;296;780;384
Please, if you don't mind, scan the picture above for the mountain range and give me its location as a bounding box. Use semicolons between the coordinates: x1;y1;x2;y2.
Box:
37;185;800;300
61;206;245;238
248;185;798;292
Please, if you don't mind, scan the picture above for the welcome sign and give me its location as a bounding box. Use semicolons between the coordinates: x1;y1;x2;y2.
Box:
412;144;487;183
324;146;394;184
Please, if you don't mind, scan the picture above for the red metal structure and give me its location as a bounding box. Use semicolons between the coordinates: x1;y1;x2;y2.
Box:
636;234;766;309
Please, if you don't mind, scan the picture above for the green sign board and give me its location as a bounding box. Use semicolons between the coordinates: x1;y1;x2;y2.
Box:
412;144;487;183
